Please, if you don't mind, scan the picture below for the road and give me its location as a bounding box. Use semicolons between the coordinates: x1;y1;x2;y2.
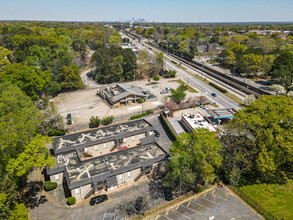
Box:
120;32;242;111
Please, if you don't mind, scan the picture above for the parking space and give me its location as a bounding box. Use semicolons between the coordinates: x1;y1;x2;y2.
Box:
155;186;261;220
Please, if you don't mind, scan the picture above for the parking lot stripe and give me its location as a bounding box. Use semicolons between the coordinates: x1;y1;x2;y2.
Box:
203;193;207;197
213;193;227;201
170;209;192;219
187;201;191;207
200;195;217;204
212;190;215;194
190;200;211;210
161;214;173;220
193;196;197;202
181;204;202;215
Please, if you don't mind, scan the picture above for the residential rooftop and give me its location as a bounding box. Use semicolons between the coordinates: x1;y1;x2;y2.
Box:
52;119;153;154
48;140;167;189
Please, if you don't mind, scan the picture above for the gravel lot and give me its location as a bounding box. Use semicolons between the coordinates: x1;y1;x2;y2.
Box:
54;78;199;129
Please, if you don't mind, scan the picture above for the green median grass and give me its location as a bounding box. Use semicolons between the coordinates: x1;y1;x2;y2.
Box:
239;179;293;220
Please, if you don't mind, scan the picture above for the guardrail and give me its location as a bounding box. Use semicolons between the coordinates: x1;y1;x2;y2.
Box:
228;185;278;220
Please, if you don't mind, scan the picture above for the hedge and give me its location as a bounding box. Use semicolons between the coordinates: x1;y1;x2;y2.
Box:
160;112;177;141
209;82;227;93
44;181;57;191
48;128;66;137
130;110;154;120
67;197;76;205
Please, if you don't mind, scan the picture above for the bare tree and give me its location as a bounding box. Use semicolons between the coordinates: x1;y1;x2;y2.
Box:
119;186;151;218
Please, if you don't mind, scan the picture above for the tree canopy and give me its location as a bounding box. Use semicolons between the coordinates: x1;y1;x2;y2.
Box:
165;129;222;193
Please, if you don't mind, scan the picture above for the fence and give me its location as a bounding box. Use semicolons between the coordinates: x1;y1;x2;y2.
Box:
228;185;278;220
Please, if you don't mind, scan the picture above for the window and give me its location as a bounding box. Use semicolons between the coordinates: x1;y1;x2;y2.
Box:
123;138;126;143
119;174;122;180
75;188;79;196
55;174;59;181
132;136;135;141
104;143;106;149
128;172;131;178
84;148;88;152
95;145;98;151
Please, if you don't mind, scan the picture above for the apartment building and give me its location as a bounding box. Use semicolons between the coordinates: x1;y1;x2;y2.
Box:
46;119;167;199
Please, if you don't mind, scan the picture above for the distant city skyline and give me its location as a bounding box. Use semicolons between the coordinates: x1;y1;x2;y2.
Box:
0;0;292;23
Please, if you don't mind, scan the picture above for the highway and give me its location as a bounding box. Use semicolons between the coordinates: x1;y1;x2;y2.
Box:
120;31;242;111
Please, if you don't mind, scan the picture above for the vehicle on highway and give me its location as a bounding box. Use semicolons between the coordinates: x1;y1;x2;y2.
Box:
154;130;160;137
90;195;108;206
152;85;158;88
211;93;217;97
163;187;173;201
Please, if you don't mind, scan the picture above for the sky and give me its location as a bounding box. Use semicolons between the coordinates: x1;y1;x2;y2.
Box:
0;0;292;23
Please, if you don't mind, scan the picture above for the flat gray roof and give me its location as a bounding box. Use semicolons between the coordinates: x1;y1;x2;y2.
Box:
48;140;167;189
207;108;237;119
52;119;153;154
100;83;147;103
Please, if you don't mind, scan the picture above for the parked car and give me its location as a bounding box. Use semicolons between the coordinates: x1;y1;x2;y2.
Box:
163;187;173;201
211;93;217;97
90;195;108;206
152;85;158;88
154;130;160;137
165;87;172;91
160;90;167;94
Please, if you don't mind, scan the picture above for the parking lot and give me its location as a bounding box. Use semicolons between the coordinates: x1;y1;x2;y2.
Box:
155;186;261;220
54;78;198;130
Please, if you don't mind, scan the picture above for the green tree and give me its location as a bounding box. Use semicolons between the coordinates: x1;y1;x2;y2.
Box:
270;51;293;89
165;130;222;194
170;86;186;104
7;135;55;177
109;31;122;46
222;95;293;184
0;46;12;68
239;53;263;77
60;64;84;90
0;83;42;159
153;74;160;82
0;63;51;99
155;52;164;72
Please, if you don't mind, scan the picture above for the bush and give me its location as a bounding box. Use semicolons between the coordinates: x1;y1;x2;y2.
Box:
101;115;114;125
48;128;66;137
67;197;76;205
209;82;227;93
44;181;57;191
138;98;144;103
160;112;177;141
146;110;154;114
89;116;100;128
130;110;154;120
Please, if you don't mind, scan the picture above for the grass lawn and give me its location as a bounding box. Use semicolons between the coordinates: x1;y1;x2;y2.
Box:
239;179;293;220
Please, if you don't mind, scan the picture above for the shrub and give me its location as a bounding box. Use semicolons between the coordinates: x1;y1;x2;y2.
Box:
138;99;144;103
44;181;57;191
130;110;154;120
153;74;160;82
48;128;66;137
146;110;154;114
101;115;114;125
67;197;76;205
160;112;177;141
89;116;100;128
209;82;227;93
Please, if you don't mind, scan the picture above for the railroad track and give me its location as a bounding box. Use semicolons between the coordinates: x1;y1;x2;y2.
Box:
123;30;271;98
